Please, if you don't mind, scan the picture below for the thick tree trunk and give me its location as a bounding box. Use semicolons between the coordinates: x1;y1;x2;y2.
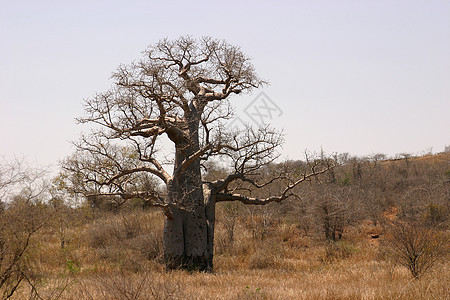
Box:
162;103;219;272
163;184;216;272
163;205;209;271
162;116;218;271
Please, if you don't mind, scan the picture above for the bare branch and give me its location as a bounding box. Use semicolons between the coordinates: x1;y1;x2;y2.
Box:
215;160;335;205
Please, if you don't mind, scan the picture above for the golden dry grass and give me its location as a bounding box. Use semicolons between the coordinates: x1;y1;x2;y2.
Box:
10;211;449;300
13;261;449;299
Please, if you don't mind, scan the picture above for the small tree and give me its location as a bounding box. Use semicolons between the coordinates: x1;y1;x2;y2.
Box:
383;220;447;279
310;185;358;241
0;159;50;298
217;202;240;247
62;36;334;271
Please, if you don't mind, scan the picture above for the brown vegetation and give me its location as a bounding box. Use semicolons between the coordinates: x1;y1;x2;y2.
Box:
1;152;449;299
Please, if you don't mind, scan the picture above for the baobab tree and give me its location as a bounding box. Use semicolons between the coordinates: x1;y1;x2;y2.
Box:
62;36;332;271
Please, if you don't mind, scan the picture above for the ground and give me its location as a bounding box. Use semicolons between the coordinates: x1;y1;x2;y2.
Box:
11;209;449;299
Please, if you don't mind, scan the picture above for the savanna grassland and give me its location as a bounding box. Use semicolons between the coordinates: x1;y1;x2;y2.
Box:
2;152;449;299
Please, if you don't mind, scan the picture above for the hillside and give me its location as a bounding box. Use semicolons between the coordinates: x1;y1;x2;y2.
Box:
1;152;449;299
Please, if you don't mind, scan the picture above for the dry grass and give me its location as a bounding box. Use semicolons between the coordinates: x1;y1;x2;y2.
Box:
9;211;449;300
12;261;449;299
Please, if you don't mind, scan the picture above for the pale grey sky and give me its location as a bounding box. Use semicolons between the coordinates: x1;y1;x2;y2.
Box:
1;0;449;169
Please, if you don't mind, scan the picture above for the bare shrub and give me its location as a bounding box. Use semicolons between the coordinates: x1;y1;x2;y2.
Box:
320;241;358;264
422;203;448;229
216;202;240;248
122;214;143;239
0;159;51;299
236;286;267;299
382;220;448;279
82;271;181;300
245;205;278;241
89;271;148;300
248;249;277;270
87;220;124;248
86;211;164;265
213;226;230;256
288;199;315;236
128;232;163;260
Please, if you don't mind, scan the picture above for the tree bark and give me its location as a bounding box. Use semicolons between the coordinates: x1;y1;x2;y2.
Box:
163;183;217;272
163;120;216;271
163;205;211;271
203;183;216;271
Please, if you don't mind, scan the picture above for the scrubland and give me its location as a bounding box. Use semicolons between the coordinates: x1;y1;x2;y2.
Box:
2;153;449;299
8;207;449;300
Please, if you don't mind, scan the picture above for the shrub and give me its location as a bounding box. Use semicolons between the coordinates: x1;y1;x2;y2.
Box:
0;198;50;299
86;211;164;265
248;250;276;269
321;241;358;263
382;220;448;279
128;232;163;260
84;271;181;300
422;203;448;228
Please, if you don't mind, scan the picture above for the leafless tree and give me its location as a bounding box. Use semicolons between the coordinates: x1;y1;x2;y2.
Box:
62;36;333;271
382;220;447;279
216;202;240;248
0;159;51;298
296;182;360;242
0;158;28;205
